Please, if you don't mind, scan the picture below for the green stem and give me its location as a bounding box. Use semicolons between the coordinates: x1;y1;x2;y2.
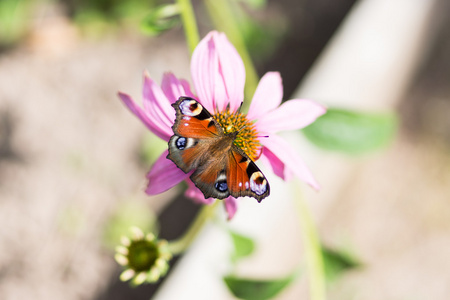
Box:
294;184;326;300
168;200;220;255
203;0;259;110
176;0;200;54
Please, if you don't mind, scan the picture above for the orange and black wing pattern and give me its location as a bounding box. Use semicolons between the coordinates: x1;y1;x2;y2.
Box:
226;147;270;202
171;97;222;138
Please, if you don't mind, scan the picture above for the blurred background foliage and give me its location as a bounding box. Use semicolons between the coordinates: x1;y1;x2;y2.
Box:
0;0;282;63
0;0;35;48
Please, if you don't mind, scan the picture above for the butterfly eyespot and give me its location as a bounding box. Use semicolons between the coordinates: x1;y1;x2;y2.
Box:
175;137;187;150
215;181;228;193
250;172;267;195
179;99;203;116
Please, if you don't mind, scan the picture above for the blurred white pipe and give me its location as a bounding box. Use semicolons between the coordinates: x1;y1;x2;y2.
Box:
153;0;437;299
296;0;436;111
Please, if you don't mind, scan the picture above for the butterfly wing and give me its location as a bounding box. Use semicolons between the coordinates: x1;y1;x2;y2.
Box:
167;97;222;173
189;145;270;201
171;97;222;138
226;146;270;202
190;159;230;199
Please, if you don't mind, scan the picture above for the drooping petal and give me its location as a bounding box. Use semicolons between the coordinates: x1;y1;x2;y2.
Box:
161;72;196;103
261;135;320;190
224;196;238;220
118;92;172;141
247;72;283;120
191;31;245;113
145;150;189;195
185;181;215;204
142;72;176;132
256;99;326;133
258;147;292;180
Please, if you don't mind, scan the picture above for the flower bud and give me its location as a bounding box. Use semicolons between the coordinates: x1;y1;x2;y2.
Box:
115;226;172;285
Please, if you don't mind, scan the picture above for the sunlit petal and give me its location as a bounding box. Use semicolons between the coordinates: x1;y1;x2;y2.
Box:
145;150;189;195
191;31;245;113
261;135;320;190
247;72;283;120
256;99;326;133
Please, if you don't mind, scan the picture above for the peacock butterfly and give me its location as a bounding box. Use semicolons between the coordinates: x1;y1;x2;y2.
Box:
167;97;270;202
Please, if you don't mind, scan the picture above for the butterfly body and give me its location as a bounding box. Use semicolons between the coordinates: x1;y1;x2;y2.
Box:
167;97;270;202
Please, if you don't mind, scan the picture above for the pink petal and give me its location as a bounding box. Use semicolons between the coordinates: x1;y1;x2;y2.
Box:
142;72;176;132
145;150;189;195
258;147;293;180
224;196;238;220
191;31;245;113
161;72;196;103
261;135;320;190
247;72;283;120
185;180;215;204
118;92;172;141
256;99;326;133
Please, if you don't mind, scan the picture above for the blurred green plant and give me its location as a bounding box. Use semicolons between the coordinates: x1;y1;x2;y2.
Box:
223;226;361;299
224;272;298;300
0;0;34;48
140;3;180;36
229;230;255;263
224;229;299;299
68;0;160;36
303;108;397;155
322;244;361;282
221;0;286;64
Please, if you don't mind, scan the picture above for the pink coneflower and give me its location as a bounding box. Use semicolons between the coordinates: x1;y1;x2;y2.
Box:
118;31;326;219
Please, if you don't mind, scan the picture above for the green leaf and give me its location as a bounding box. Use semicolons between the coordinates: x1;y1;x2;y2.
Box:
140;4;180;36
302;108;397;154
224;272;297;300
322;245;361;282
230;231;255;262
0;0;32;46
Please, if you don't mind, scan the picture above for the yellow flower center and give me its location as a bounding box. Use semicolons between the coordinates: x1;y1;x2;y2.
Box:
214;110;261;161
